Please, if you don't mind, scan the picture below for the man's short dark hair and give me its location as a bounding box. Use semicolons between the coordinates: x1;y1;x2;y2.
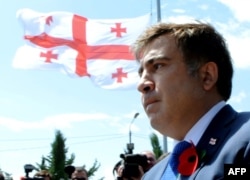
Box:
132;22;233;101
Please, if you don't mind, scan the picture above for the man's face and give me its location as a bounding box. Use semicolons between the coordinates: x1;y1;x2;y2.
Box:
141;151;156;171
137;35;204;139
71;170;88;180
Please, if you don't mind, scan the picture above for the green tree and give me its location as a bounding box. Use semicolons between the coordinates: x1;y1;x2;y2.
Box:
150;133;163;159
49;130;74;180
36;130;101;180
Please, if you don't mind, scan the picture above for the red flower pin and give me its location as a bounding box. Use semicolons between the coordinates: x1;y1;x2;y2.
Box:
170;141;198;176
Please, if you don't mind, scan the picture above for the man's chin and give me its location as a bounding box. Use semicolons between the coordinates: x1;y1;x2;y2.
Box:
149;117;168;135
149;116;160;129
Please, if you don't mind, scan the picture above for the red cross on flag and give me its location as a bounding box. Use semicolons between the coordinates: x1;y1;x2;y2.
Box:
13;8;151;89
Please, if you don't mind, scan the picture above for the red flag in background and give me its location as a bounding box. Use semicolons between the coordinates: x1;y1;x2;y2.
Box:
13;8;151;89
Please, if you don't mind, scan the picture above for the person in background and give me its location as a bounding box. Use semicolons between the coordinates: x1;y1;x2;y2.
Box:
140;150;156;172
114;150;156;180
0;173;4;180
33;170;52;180
113;160;122;179
71;166;88;180
131;21;250;180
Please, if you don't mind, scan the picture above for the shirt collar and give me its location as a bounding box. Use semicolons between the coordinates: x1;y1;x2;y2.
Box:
184;101;226;145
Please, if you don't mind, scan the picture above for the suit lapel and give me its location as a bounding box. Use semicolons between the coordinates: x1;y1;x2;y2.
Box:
195;105;237;169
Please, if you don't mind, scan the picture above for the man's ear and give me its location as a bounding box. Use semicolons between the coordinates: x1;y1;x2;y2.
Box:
199;62;218;91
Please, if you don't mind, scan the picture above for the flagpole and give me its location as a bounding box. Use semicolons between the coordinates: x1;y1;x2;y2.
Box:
156;0;161;22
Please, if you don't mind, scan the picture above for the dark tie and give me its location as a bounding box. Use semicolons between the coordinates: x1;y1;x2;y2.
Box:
160;141;198;180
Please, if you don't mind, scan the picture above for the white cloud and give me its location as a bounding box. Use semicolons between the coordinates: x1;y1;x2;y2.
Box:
226;34;250;68
162;15;203;24
215;22;250;69
0;111;148;134
172;9;186;14
229;91;247;104
0;117;30;132
198;4;209;10
43;113;110;128
218;0;250;22
0;113;111;132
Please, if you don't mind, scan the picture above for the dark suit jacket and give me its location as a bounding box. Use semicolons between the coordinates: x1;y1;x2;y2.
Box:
142;105;250;180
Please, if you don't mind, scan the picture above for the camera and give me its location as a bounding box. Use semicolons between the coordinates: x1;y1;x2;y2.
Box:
119;153;149;179
64;165;76;178
23;164;44;180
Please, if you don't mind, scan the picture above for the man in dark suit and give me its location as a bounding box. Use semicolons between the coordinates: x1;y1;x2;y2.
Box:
131;22;250;179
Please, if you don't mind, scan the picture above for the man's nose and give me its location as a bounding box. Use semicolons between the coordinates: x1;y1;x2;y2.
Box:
137;76;155;93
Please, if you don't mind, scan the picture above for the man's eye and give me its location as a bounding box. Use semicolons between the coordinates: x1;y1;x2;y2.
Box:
153;63;163;70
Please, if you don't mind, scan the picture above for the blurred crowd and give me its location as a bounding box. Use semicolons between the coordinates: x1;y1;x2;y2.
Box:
0;149;167;180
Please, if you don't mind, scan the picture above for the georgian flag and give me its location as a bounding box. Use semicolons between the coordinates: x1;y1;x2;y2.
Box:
13;8;151;89
13;44;84;77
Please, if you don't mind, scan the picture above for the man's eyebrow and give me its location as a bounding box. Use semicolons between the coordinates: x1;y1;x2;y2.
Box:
137;59;155;75
146;55;170;63
138;56;170;75
153;56;171;61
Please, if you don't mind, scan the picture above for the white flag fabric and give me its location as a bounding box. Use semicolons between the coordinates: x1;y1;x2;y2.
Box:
13;44;82;77
14;9;151;89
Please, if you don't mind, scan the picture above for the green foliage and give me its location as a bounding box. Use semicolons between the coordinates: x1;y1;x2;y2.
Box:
49;130;71;180
150;133;163;159
36;130;101;180
65;153;75;166
36;156;48;170
86;159;101;178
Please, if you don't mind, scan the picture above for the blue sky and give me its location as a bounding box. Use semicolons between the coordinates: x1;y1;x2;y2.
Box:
0;0;250;179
